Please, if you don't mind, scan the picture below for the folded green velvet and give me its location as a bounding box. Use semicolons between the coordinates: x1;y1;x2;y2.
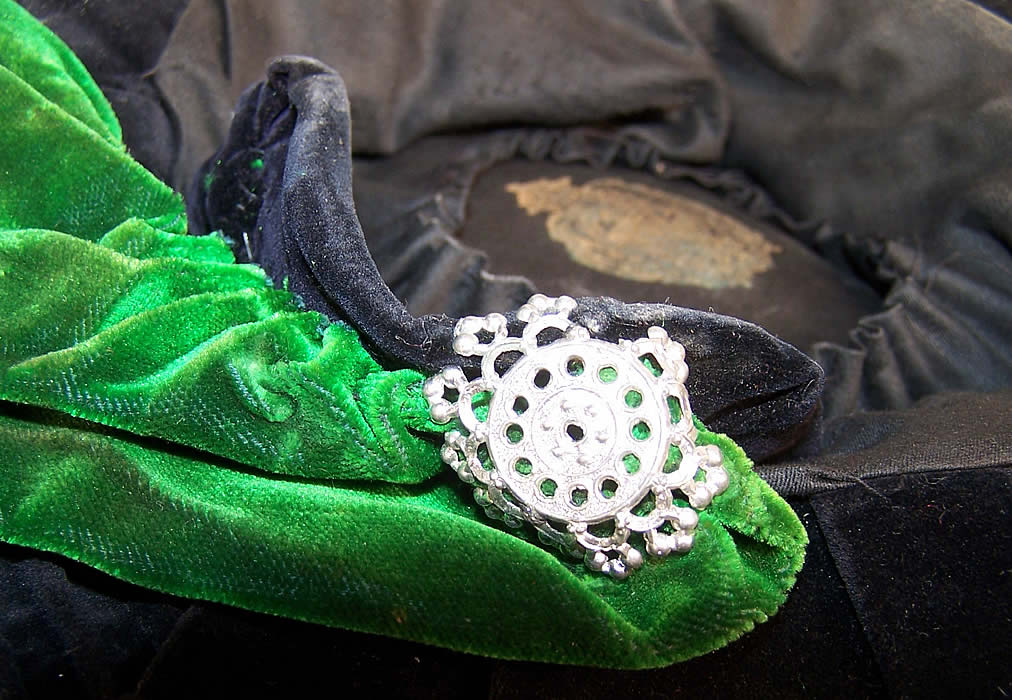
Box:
0;0;806;667
0;223;441;483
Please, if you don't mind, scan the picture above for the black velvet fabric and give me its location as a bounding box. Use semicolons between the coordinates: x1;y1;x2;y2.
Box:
8;1;1012;697
0;549;183;698
810;469;1011;698
489;498;889;699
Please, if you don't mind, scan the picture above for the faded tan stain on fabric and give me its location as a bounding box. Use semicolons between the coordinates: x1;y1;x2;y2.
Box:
505;177;781;289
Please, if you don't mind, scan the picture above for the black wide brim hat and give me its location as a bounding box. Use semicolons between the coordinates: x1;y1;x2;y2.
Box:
2;1;1011;697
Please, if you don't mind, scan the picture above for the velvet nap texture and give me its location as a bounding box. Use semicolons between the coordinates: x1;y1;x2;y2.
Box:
0;0;807;669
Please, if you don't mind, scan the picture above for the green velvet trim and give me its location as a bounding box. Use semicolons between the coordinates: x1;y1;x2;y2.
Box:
0;0;807;667
0;1;181;239
0;404;805;667
0;224;441;483
0;0;120;145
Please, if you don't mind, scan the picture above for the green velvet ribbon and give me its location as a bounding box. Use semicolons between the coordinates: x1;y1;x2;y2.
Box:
0;0;806;667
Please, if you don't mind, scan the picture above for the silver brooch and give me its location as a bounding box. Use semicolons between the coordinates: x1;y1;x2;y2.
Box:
425;295;729;578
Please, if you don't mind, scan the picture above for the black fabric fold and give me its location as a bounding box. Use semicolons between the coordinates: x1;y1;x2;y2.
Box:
20;0;190;180
809;467;1011;698
760;389;1012;496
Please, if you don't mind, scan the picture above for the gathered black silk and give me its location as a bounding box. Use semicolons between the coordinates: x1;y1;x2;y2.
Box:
9;0;1012;697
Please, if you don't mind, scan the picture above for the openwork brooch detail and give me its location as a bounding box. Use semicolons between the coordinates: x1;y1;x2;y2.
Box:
425;295;729;578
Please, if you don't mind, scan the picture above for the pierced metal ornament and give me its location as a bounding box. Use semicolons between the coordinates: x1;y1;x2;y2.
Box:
425;295;729;579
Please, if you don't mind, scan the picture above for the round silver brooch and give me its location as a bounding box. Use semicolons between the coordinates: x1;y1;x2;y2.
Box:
425;295;729;578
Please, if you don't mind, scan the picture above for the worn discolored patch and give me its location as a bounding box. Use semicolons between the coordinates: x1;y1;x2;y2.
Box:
505;176;781;289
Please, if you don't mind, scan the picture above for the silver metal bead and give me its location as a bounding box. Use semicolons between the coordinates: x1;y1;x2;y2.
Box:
430;401;454;425
443;366;467;387
624;547;644;570
587;551;609;572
